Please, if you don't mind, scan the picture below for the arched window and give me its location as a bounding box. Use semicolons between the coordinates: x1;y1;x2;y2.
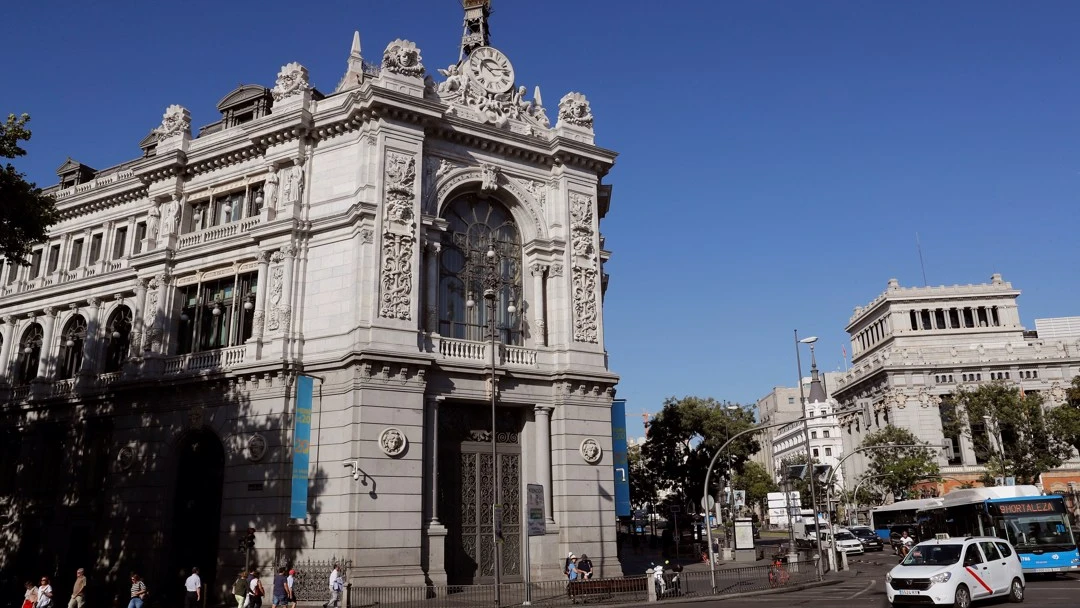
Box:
17;323;43;384
104;306;133;373
56;315;88;379
439;195;522;345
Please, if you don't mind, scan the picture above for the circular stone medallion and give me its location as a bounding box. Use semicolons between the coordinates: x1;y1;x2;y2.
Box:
379;427;408;457
580;438;603;464
247;434;268;462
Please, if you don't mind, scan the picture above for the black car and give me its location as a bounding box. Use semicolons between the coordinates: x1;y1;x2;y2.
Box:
848;526;884;551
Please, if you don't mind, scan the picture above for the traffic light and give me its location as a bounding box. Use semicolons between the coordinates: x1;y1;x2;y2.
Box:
245;528;256;549
786;464;807;480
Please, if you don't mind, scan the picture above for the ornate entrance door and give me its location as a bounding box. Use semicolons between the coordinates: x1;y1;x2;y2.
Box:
440;404;522;585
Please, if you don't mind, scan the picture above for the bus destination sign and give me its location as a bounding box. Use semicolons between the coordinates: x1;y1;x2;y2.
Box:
987;500;1064;516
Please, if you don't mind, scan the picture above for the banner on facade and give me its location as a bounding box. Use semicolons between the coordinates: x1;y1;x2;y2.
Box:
611;399;632;517
290;375;314;519
527;484;546;536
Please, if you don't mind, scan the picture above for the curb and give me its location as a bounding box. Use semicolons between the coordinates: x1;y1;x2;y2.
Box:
639;578;842;605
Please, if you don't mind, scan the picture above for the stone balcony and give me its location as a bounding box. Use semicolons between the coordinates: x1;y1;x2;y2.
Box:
176;216;261;250
2;343;253;404
435;336;538;367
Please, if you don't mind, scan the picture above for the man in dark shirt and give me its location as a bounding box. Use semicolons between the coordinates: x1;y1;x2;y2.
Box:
272;568;288;608
577;554;593;580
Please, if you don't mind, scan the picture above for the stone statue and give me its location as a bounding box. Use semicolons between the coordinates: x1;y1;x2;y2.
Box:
557;92;594;129
263;167;279;211
154;104;191;141
437;63;465;94
282;162;305;205
159;196;181;237
146;203;161;240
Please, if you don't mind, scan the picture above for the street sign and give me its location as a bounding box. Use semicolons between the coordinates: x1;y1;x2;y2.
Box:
526;484;546;536
669;505;681;513
700;495;716;511
733;490;746;508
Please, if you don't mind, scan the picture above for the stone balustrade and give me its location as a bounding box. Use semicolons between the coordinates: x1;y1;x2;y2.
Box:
438;336;538;367
177;216;261;249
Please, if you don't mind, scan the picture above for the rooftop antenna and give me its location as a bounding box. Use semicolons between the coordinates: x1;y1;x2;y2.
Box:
459;0;492;62
916;232;928;286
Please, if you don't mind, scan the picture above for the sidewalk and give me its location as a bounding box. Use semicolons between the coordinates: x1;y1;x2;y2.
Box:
618;538;810;577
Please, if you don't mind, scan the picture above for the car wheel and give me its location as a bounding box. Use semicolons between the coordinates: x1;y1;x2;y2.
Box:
953;584;971;608
1008;577;1024;602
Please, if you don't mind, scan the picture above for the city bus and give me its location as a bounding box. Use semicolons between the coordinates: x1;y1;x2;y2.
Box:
869;497;943;541
917;485;1080;573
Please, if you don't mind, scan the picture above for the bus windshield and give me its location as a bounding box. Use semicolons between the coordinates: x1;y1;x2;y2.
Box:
989;499;1077;552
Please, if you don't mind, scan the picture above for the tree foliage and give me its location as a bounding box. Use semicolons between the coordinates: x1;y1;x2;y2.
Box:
639;396;758;511
627;442;660;510
733;460;778;513
0;113;58;264
777;452;823;508
1047;375;1080;457
859;425;940;499
953;382;1071;485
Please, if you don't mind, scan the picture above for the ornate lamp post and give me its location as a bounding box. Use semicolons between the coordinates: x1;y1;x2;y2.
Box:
465;243;517;603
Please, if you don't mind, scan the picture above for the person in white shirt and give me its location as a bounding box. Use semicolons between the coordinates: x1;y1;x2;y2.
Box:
184;567;201;608
286;570;296;608
37;577;54;608
324;565;342;608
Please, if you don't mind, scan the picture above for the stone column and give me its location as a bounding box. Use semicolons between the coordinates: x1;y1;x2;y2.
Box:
530;264;548;346
424;240;441;334
424;396;448;585
81;298;104;374
959;419;978;466
131;278;148;355
427;396;443;525
251;250;270;341
535;405;555;523
0;316;15;382
37;307;57;379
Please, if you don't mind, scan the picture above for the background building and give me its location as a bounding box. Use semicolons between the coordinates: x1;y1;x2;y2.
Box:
833;275;1080;494
755;370;844;483
0;4;620;597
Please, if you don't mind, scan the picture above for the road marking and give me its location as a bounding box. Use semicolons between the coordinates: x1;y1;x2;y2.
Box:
845;579;877;599
964;566;993;594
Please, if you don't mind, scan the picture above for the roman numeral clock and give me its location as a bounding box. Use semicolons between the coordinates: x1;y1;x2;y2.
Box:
467;46;515;95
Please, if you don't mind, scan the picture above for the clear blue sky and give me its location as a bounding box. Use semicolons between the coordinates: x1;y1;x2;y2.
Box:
6;2;1080;442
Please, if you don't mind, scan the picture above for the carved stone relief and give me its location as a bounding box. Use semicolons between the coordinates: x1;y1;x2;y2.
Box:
429;61;550;130
382;39;424;77
580;438;602;464
379;427;408;457
246;434;268;462
272;62;312;102
378;150;417;321
267;255;285;331
154;104;191;141
557;92;594;129
569;192;598;343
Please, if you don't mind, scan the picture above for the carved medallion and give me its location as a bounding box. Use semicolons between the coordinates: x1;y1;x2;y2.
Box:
117;446;135;471
379;427;408;457
247;434;268;462
580;438;603;464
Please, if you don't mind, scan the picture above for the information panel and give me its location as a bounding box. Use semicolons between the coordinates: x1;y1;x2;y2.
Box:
290;375;314;519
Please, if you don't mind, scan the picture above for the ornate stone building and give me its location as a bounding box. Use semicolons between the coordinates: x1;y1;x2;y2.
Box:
833;275;1080;495
0;4;620;595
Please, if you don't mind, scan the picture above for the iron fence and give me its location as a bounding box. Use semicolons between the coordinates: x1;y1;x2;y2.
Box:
345;560;818;607
284;556;351;604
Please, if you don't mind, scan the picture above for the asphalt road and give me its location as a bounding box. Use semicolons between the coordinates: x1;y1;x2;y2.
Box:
658;551;1080;607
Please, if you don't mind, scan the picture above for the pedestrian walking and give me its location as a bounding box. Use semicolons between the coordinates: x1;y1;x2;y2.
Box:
285;570;296;608
67;568;87;608
324;564;342;608
183;568;201;608
22;581;38;608
232;572;248;608
127;574;147;608
271;568;288;608
38;577;54;608
248;571;265;608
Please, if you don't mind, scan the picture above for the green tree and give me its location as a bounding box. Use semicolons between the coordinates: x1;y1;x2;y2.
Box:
640;396;758;512
859;425;940;499
0;113;58;264
627;442;659;510
955;382;1071;485
733;460;778;514
778;453;828;510
1048;375;1080;456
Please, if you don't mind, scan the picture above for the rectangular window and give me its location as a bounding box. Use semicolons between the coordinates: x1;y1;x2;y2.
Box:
963;308;975;328
5;262;16;285
811;431;818;439
812;448;820;458
825;447;832;457
248;186;264;216
788;397;795;404
47;244;60;273
69;239;84;270
89;234;102;263
920;309;932;330
949;308;961;329
823;430;830;438
909;310;918;330
133;222;146;254
991;307;1000;326
113;226;128;259
934;309;946;329
177;271;259;354
29;249;42;279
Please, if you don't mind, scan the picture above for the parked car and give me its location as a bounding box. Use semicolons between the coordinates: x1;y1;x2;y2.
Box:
821;528;865;555
849;525;885;552
886;536;1024;607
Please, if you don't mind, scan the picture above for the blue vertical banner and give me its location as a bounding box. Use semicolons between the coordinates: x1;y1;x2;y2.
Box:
611;399;631;517
290;375;314;519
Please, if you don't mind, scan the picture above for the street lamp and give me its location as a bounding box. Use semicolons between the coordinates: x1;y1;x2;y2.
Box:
702;415;809;592
464;242;517;603
794;331;825;575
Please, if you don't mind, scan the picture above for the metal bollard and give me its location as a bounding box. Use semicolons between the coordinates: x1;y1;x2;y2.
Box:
840;550;849;571
646;568;657;602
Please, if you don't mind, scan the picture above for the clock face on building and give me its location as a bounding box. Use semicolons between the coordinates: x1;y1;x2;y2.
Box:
467;46;515;94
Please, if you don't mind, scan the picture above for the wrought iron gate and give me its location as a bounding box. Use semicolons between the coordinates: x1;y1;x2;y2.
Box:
440;404;522;585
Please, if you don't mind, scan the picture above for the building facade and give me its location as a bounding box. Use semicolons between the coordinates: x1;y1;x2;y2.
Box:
755;370;844;484
0;5;620;596
833;275;1080;496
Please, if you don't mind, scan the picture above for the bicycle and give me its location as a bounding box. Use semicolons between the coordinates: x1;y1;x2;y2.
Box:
768;561;790;587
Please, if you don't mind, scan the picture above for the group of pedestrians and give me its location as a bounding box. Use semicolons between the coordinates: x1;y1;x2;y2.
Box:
563;553;594;581
22;569;86;608
233;567;299;608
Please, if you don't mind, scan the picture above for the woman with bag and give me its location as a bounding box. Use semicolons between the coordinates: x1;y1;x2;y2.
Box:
127;573;147;608
22;581;38;608
247;571;265;608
